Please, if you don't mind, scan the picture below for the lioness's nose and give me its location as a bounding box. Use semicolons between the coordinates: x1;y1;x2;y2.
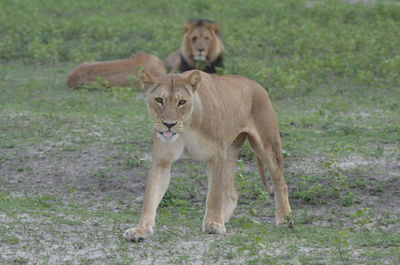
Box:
197;48;204;52
162;121;177;129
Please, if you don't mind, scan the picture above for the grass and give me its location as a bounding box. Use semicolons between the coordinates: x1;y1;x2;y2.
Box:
1;0;399;264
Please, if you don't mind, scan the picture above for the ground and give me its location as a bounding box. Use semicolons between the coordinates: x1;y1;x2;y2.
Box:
0;63;399;265
1;0;400;264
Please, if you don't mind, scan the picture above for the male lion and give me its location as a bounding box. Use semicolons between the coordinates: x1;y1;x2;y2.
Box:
165;19;224;73
67;51;166;89
124;70;292;242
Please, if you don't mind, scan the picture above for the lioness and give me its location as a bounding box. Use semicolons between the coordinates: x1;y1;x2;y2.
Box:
67;51;166;89
124;70;292;242
165;19;224;73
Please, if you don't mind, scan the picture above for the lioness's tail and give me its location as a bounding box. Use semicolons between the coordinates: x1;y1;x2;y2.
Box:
256;157;273;194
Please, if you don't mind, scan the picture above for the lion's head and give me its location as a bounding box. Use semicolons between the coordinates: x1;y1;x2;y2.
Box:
181;19;224;69
139;69;201;142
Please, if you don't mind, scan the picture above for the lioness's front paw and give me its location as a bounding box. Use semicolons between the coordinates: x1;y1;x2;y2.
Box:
203;221;226;234
124;227;151;242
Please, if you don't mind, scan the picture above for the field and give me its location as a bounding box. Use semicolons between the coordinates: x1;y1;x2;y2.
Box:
1;0;399;264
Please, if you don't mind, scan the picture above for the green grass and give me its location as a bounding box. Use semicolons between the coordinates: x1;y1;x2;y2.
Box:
1;0;399;96
1;0;400;264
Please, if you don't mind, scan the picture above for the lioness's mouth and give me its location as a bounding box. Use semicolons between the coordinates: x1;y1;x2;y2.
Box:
159;131;176;138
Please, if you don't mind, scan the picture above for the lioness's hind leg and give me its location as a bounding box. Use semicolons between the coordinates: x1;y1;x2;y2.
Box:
263;145;291;226
248;132;291;226
256;157;273;194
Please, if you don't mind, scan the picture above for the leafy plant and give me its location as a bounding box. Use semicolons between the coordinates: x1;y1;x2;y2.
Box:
350;208;372;231
332;230;350;265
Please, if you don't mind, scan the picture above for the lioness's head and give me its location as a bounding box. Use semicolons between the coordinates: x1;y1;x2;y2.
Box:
140;70;201;142
182;19;223;65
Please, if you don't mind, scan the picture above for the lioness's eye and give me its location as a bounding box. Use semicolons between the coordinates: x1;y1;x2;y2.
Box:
178;99;187;106
205;37;210;41
155;97;163;104
192;36;197;42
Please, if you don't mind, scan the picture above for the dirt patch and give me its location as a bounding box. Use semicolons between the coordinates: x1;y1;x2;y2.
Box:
0;141;148;198
334;155;400;175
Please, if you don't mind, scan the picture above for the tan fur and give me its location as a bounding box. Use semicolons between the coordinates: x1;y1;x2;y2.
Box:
124;70;292;242
165;20;224;72
67;51;166;89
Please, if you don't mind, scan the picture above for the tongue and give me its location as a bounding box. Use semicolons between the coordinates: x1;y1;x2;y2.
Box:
163;131;174;138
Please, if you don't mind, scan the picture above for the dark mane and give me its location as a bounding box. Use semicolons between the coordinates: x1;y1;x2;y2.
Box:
179;54;223;74
187;18;216;26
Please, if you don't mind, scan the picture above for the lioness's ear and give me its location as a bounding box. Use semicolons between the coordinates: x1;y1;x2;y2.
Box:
139;70;158;92
185;71;201;92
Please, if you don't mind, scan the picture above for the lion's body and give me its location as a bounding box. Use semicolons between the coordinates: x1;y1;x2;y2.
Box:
67;52;166;89
165;19;224;73
124;70;292;242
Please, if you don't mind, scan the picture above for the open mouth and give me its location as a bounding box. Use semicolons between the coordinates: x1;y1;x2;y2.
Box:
159;131;176;138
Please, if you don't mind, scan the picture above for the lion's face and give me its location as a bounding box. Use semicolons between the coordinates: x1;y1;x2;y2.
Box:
187;26;214;62
140;70;201;142
182;20;223;65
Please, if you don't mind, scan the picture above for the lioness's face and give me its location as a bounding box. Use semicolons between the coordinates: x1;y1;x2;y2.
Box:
140;70;201;142
188;27;214;62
